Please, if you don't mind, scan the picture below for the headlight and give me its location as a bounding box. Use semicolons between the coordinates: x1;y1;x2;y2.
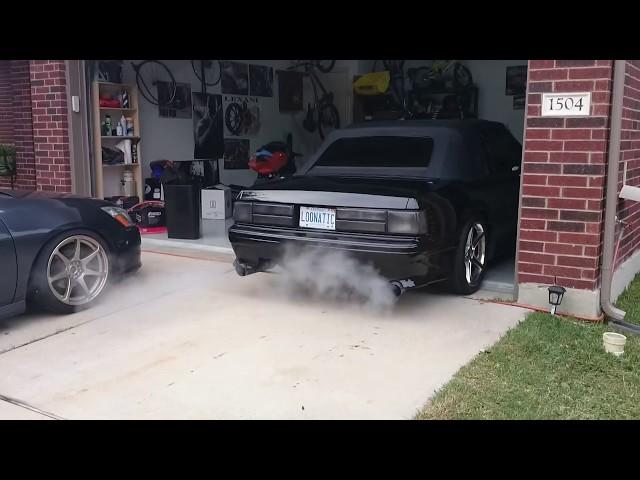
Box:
387;210;428;235
101;206;134;227
233;201;253;223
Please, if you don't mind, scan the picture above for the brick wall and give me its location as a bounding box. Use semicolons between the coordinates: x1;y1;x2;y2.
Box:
0;61;13;144
518;60;614;291
29;60;72;193
616;60;640;268
0;60;37;190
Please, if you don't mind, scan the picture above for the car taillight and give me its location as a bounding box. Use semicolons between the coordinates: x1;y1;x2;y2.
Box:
387;210;428;235
101;206;134;227
233;201;253;223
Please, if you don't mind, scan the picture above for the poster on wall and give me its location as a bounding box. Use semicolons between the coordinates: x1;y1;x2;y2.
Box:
223;95;261;137
221;61;249;95
506;65;528;96
513;95;526;110
249;64;274;97
192;92;224;159
158;82;192;118
223;139;250;169
277;70;304;112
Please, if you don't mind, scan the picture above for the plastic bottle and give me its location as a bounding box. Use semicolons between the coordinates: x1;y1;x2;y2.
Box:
103;115;112;136
119;115;127;137
122;170;136;197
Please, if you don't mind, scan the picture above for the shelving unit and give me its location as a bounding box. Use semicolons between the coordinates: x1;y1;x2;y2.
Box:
91;81;143;200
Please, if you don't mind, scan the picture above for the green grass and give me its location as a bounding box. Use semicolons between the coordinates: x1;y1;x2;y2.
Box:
615;273;640;325
417;273;640;420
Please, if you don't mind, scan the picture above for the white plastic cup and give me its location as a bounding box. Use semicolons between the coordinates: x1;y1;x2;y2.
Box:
603;332;627;357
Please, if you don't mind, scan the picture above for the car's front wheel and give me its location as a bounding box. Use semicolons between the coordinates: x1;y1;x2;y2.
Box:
449;218;487;295
29;230;110;314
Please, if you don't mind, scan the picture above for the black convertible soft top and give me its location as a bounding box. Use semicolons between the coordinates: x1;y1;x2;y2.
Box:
299;119;511;181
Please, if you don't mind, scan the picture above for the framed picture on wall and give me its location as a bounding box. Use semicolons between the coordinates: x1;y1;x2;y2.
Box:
506;65;528;96
192;92;224;160
277;70;304;112
249;65;274;97
513;94;526;110
158;82;192;118
221;61;249;96
223;139;250;170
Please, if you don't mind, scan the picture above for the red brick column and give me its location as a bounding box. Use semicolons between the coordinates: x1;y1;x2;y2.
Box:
0;60;37;190
29;60;72;193
0;61;13;145
616;60;640;268
518;60;614;315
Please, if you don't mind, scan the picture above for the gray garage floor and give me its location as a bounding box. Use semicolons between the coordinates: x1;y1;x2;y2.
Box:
0;250;526;420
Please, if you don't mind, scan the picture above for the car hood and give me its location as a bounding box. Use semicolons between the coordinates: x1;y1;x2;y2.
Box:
0;188;111;208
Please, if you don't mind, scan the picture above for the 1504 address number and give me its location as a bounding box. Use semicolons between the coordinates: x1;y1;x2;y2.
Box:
541;92;591;117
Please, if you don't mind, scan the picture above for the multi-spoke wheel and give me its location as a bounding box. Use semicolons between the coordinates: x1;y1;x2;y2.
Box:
29;231;110;314
47;235;109;306
449;218;488;294
464;223;486;286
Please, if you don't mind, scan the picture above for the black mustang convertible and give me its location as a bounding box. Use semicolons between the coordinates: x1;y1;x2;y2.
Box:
229;120;522;295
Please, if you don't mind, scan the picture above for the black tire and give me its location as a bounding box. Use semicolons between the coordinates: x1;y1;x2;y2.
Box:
317;103;340;140
191;60;222;86
448;217;488;295
132;60;177;106
453;63;473;89
28;230;111;315
225;102;243;136
315;60;335;73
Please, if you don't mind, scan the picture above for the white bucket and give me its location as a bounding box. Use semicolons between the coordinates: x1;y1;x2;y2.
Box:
603;332;627;357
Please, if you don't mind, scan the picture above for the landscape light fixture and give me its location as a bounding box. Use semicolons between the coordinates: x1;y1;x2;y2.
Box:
548;285;566;316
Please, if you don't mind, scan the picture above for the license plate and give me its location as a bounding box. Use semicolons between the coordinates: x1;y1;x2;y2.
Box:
299;206;336;230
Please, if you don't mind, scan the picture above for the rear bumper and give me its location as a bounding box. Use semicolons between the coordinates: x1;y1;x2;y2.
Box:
229;223;448;283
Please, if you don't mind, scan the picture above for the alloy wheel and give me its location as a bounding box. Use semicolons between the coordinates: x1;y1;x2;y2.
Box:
464;223;486;285
46;235;109;306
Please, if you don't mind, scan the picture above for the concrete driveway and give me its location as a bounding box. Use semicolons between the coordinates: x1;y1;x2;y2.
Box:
0;250;526;419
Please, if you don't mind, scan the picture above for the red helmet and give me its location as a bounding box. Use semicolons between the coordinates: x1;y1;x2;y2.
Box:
249;149;289;175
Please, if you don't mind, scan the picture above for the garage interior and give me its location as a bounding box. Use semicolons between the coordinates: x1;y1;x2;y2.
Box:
86;59;527;295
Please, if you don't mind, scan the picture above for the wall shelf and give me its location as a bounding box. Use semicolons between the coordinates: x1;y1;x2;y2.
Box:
92;81;143;200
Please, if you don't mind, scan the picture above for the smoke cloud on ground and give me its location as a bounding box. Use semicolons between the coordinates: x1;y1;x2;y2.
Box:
271;246;398;313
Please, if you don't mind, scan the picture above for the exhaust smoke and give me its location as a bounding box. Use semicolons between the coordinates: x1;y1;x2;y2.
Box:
271;245;399;313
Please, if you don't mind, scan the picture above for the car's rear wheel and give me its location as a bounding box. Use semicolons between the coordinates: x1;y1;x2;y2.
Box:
449;218;487;295
29;230;110;314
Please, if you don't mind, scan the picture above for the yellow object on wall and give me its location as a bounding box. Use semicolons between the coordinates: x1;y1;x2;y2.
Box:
354;71;390;96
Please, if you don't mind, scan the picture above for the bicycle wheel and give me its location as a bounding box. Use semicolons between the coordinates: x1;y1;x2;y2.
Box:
191;60;222;86
225;102;243;136
317;103;340;140
315;60;335;73
132;60;176;106
453;63;473;88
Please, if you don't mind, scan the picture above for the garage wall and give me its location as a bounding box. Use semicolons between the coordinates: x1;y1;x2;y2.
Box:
462;60;527;141
356;60;527;140
120;60;356;187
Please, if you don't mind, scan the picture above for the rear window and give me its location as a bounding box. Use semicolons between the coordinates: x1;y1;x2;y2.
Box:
313;136;434;169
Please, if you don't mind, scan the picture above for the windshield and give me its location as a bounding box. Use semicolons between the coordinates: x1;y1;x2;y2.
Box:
310;136;434;171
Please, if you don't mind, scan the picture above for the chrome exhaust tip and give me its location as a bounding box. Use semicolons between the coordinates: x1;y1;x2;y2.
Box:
390;281;404;298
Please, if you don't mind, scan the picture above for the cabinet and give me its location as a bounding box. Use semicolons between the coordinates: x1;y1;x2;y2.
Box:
91;81;143;200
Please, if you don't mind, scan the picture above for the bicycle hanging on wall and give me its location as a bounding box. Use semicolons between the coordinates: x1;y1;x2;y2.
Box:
370;60;475;120
191;60;222;95
288;60;340;140
131;60;177;107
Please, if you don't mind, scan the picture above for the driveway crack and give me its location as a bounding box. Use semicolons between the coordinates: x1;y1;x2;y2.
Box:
0;394;64;420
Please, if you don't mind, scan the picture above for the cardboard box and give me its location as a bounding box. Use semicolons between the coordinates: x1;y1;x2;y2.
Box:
201;185;232;220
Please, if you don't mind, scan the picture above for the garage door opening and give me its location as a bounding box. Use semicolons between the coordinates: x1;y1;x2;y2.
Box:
84;59;526;298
